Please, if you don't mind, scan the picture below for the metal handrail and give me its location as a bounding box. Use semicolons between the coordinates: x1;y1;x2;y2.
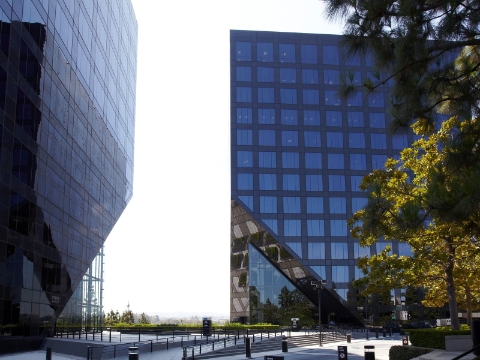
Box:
451;343;480;360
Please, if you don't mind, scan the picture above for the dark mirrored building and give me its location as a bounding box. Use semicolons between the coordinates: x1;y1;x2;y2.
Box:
230;30;435;327
0;0;137;352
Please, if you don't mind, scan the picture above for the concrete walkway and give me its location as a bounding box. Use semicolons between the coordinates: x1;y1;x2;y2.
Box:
0;333;476;359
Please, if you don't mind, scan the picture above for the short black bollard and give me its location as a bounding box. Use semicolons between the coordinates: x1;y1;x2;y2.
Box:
389;328;392;337
282;337;288;352
364;345;375;360
375;329;379;338
246;337;252;357
382;329;386;337
338;346;348;360
129;346;139;360
402;336;409;346
347;333;351;343
46;347;52;360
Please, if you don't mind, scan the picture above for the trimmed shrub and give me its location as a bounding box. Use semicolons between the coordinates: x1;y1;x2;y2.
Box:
408;329;470;349
389;345;433;360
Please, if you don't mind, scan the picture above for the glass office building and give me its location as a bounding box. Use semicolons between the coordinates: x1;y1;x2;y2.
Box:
0;0;137;352
230;30;432;326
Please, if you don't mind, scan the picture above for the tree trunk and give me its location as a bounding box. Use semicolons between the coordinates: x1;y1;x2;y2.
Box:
466;286;472;326
445;247;460;330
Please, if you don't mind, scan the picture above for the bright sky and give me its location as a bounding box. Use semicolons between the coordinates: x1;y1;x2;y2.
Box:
102;0;344;317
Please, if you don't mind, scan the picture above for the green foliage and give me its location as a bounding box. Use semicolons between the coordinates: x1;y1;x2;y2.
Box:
238;272;247;287
243;253;248;267
249;232;262;245
231;254;240;268
280;246;293;260
138;312;150;325
408;329;471;349
265;246;277;261
389;346;433;360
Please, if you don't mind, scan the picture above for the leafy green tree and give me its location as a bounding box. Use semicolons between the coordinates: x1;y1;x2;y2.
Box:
350;117;480;330
322;0;480;131
138;312;150;325
121;309;135;324
104;310;120;326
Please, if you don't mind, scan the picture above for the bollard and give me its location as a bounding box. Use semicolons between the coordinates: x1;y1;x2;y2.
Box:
347;333;351;343
129;346;139;360
364;345;375;360
382;329;386;337
402;336;409;346
338;346;348;360
246;337;252;357
389;328;392;337
375;329;379;338
282;337;288;352
46;347;52;360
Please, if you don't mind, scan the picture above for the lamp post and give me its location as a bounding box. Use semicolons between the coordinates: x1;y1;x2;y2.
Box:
311;279;327;347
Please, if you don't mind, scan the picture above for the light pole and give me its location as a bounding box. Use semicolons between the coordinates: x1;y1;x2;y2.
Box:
311;279;327;347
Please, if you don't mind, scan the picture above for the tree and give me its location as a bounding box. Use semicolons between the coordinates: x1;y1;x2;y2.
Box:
104;310;120;326
350;117;480;330
322;0;480;131
138;312;150;325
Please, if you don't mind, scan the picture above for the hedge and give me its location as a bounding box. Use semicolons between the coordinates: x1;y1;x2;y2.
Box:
408;329;470;349
389;345;433;360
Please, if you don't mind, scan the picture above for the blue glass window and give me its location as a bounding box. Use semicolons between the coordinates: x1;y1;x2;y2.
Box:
354;242;370;258
303;89;319;105
287;242;302;257
280;68;296;83
284;220;301;236
327;132;343;147
325;90;341;106
376;243;392;255
347;112;364;127
257;67;274;82
236;42;251;61
238;196;253;211
282;152;299;168
259;130;276;146
236;66;251;81
237;87;252;102
323;45;339;64
310;266;326;279
259;174;277;190
260;196;277;213
308;242;325;259
370;113;386;128
307;220;325;236
306;175;323;191
258;109;275;124
330;197;346;214
345;54;361;66
352;197;368;213
301;44;317;64
347;92;363;106
328;154;344;169
304;132;321;147
283;174;300;191
282;131;298;146
257;43;273;62
280;89;297;104
351;176;363;191
398;243;412;256
302;69;318;84
330;220;347;236
237;129;252;145
305;153;322;169
331;243;348;259
332;266;349;282
350;154;366;170
262;219;278;235
371;134;387;149
307;197;323;213
283;197;301;213
281;109;298;125
372;155;387;169
324;70;340;85
237;151;252;167
349;133;365;148
237;108;252;123
392;134;408;149
326;111;342;126
304;110;320;126
238;174;253;190
329;175;345;191
279;44;295;62
368;92;384;107
258;88;275;103
259;152;276;168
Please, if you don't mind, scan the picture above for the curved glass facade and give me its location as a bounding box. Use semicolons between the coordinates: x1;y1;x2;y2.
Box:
0;0;137;352
230;30;434;326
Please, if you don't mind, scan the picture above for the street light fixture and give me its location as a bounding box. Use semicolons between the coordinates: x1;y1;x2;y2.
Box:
311;279;327;347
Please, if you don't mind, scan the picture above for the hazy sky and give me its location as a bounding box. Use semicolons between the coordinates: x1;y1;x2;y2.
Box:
102;0;344;317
